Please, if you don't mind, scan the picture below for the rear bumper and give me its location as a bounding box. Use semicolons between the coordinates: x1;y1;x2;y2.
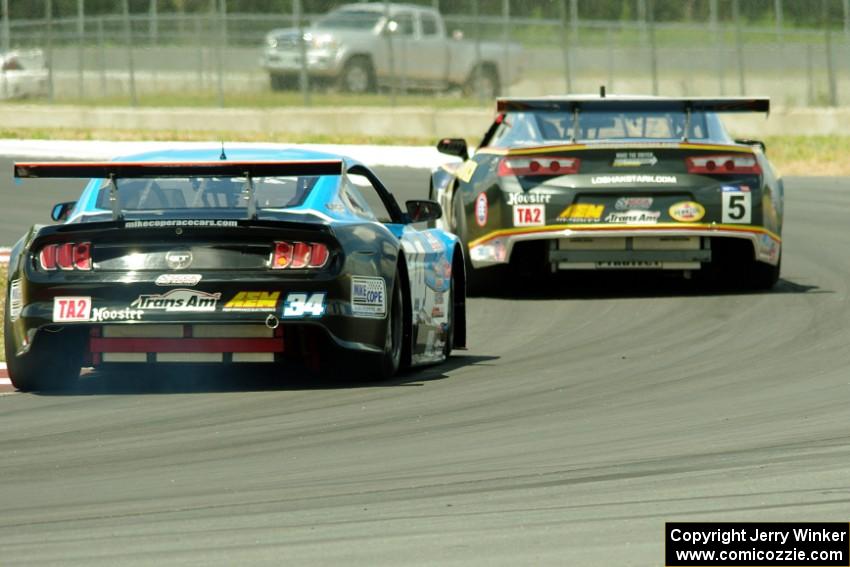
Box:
467;223;781;269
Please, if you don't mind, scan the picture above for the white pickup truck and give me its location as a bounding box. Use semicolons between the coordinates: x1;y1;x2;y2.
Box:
261;2;523;97
0;50;48;100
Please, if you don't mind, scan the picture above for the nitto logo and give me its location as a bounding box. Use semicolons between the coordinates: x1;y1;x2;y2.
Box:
165;249;193;270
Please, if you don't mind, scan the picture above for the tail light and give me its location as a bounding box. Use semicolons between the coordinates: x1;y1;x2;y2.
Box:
38;242;92;271
498;156;580;177
272;241;329;270
686;155;761;175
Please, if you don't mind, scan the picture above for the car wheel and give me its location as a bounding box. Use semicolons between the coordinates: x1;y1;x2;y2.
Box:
442;273;454;359
269;73;289;91
4;302;83;392
339;57;374;94
464;65;499;99
749;255;781;290
365;267;404;379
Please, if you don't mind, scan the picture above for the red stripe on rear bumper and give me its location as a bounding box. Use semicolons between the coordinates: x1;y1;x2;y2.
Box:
90;337;284;353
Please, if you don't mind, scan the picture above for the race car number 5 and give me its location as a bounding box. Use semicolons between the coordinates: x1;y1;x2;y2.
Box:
722;192;751;224
282;292;326;318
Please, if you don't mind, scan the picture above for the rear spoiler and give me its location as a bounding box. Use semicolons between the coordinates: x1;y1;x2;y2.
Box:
14;159;344;179
496;97;770;114
14;159;345;221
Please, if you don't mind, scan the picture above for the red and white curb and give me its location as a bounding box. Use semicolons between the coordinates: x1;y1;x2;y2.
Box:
0;362;10;387
0;247;9;265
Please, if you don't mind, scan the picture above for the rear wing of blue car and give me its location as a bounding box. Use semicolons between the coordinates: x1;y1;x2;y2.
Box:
13;159;345;179
14;159;346;221
496;97;770;114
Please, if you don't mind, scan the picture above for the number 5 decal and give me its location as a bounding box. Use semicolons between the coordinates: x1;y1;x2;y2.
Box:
722;192;751;224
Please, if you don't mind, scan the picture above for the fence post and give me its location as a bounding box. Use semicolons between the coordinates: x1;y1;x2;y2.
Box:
77;0;85;100
501;0;509;96
46;0;54;103
295;0;310;106
710;0;723;95
648;0;658;95
733;0;745;95
806;42;814;105
638;0;647;42
215;0;225;107
559;0;572;92
774;0;783;90
473;0;483;103
844;0;850;36
383;0;396;106
570;0;578;43
122;0;137;106
824;0;837;106
606;24;614;92
1;0;8;53
97;16;106;97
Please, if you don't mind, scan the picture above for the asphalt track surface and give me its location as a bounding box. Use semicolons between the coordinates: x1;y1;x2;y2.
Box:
1;154;849;565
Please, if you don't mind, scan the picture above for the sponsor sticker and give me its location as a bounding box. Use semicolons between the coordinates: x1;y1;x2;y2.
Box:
9;279;22;322
506;192;552;205
125;219;238;229
351;276;386;318
53;296;92;322
131;289;220;312
721;184;750;193
669;201;706;222
612;152;657;167
155;274;202;287
513;204;545;227
224;291;281;311
615;196;653;211
557;203;604;223
422;231;445;253
456;160;478;183
90;307;144;322
604;210;661;224
591;174;677;185
282;292;326;318
475;193;488;227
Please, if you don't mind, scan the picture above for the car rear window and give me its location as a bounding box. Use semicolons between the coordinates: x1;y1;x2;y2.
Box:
94;176;320;212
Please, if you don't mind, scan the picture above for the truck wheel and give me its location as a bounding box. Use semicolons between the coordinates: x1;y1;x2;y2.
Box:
464;65;500;99
4;308;84;392
269;73;292;91
339;57;375;93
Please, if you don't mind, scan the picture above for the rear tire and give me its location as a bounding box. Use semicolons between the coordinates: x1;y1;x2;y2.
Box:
463;65;500;99
339;57;375;94
364;268;404;379
4;308;83;392
269;73;292;91
749;256;781;290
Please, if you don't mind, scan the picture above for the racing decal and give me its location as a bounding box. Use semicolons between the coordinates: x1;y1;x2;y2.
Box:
8;279;22;322
475;193;488;227
53;296;92;322
506;192;552;205
669;201;706;222
155;274;202;287
591;175;677;185
351;276;386;318
422;231;445;253
557;203;604;223
603;210;661;224
90;307;144;322
224;291;281;312
282;292;326;318
130;289;220;312
758;234;781;263
612;152;657;167
615;197;653;210
125;219;238;229
722;191;752;224
456;160;478;183
513;205;545;227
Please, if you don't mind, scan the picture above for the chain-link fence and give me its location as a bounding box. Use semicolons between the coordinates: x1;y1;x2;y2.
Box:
0;0;848;107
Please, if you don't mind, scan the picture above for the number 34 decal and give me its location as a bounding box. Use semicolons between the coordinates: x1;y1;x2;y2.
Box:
282;292;326;318
722;192;752;224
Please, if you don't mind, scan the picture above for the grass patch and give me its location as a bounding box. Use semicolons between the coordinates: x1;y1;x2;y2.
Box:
762;135;850;176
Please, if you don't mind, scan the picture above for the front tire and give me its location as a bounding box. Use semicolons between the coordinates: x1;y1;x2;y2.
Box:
339;57;375;94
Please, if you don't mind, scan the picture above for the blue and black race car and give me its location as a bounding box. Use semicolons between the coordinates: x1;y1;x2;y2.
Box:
431;95;783;292
5;147;466;391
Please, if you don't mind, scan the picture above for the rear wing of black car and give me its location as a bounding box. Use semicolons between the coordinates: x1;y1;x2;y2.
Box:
13;159;345;179
14;159;346;221
496;97;770;114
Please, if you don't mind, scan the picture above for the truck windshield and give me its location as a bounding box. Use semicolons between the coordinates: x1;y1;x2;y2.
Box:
490;111;720;147
315;9;383;30
94;176;322;212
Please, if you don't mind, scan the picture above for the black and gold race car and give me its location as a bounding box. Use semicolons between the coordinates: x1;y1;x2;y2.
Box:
5;147;466;391
430;96;782;292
